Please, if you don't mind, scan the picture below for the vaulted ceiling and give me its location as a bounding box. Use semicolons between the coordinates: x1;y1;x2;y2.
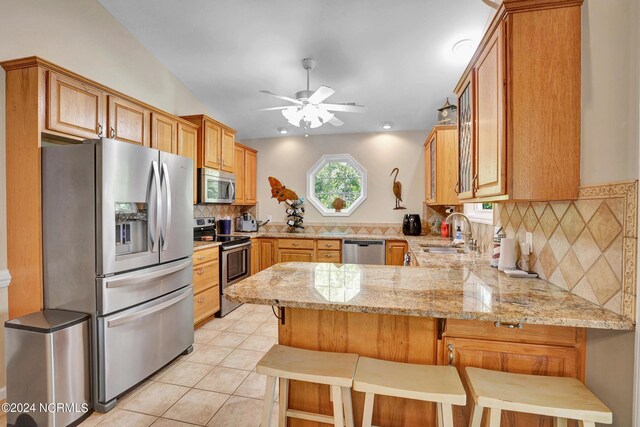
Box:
99;0;492;139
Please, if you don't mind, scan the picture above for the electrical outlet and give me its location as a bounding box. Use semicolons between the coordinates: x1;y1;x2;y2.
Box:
525;232;533;252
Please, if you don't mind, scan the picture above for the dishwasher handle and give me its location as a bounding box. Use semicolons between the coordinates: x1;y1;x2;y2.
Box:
343;240;385;246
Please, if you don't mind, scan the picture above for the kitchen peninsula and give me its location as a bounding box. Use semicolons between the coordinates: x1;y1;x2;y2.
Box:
226;243;633;427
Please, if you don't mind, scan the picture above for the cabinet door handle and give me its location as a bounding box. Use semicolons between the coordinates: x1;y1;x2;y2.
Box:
197;297;205;303
472;174;479;192
454;181;460;195
324;243;332;248
292;242;299;247
324;253;332;258
109;127;115;138
196;269;205;275
494;321;523;329
447;343;455;366
196;255;206;260
97;123;103;137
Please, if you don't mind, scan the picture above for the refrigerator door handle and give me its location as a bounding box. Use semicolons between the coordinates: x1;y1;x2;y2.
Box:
106;287;191;328
161;162;172;251
148;161;161;253
104;259;192;289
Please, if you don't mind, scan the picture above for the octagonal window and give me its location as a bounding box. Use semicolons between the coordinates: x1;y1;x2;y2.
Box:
306;154;367;216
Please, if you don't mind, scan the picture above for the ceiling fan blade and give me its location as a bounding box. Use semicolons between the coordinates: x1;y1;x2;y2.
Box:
259;90;302;105
252;106;290;112
321;103;368;113
308;85;335;104
329;116;344;127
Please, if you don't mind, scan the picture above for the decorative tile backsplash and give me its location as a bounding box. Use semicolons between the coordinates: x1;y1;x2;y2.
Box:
193;204;256;220
495;181;638;321
259;222;405;236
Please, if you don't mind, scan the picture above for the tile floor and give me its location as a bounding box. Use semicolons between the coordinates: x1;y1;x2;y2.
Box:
78;303;280;427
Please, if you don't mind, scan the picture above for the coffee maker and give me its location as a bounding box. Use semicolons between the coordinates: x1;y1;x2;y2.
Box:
235;212;258;232
402;214;422;236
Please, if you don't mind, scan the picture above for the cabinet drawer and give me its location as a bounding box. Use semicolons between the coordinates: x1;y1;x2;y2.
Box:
445;319;581;346
278;239;315;250
317;250;341;263
316;240;341;251
194;286;220;324
193;261;219;295
194;247;218;266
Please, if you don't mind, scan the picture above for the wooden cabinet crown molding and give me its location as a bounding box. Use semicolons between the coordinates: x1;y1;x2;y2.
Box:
180;114;238;135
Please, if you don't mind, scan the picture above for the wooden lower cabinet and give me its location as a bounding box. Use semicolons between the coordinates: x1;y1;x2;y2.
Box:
278;248;315;263
258;239;277;272
251;238;260;275
193;247;220;325
386;240;408;265
442;320;585;427
317;250;341;263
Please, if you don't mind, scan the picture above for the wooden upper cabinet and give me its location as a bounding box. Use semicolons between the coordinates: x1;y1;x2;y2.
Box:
244;148;257;204
107;95;150;146
425;125;459;205
220;129;235;172
177;122;198;204
151;112;178;153
203;120;221;169
474;25;505;198
47;71;106;140
453;0;582;202
234;144;245;204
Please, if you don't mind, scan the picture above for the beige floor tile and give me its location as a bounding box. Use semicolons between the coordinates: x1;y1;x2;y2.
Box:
234;372;273;400
96;409;157;427
252;322;278;338
195;366;250;394
226;320;262;335
208;331;249;348
150;360;182;381
118;380;156;407
79;411;113;427
151;418;199;427
222;309;248;320
237;335;277;352
240;311;273;323
122;382;189;416
200;318;236;331
219;349;266;371
157;362;214;387
207;396;278;427
194;328;221;344
186;345;234;365
250;305;274;315
162;389;229;425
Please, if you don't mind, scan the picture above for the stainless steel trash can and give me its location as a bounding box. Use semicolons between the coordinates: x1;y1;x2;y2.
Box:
5;310;92;427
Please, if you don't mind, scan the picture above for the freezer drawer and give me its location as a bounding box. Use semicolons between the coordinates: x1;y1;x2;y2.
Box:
97;258;193;315
97;286;194;404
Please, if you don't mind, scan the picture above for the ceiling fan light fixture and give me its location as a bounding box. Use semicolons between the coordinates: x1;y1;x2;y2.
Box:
278;127;288;135
381;121;393;130
452;39;475;58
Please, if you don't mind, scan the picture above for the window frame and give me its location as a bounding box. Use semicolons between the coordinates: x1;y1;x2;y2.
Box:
306;154;367;217
463;203;494;225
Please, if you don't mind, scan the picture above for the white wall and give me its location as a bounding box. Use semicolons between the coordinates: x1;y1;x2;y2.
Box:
0;0;216;395
241;131;425;224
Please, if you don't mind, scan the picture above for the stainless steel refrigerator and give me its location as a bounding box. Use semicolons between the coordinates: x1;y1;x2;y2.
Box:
41;138;194;412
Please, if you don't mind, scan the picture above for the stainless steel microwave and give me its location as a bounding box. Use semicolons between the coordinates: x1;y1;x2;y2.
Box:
199;168;236;204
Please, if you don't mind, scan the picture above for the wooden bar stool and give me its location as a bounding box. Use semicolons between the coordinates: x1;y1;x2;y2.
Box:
257;344;359;427
464;367;613;427
353;357;467;427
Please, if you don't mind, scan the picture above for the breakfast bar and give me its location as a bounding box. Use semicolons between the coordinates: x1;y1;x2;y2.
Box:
226;255;632;427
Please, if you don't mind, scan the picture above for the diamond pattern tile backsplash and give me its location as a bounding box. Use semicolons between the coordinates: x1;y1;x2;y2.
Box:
495;181;638;321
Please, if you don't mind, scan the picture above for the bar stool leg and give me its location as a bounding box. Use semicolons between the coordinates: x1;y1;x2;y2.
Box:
278;378;289;427
441;403;454;427
341;387;355;427
469;404;483;427
437;403;444;427
487;408;501;427
331;385;345;427
554;418;568;427
361;392;375;427
261;375;277;427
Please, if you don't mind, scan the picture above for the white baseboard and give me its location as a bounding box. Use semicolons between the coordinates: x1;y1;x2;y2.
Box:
0;269;10;288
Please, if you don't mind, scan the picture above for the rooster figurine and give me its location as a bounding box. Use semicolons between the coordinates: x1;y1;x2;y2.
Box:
390;167;406;210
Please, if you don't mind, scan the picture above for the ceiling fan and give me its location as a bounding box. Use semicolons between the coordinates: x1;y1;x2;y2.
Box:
255;58;367;129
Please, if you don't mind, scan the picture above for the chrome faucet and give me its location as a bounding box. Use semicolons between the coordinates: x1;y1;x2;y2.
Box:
444;212;475;248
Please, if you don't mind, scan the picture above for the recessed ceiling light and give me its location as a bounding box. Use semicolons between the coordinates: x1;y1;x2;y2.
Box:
381;122;393;130
452;39;474;58
278;127;288;135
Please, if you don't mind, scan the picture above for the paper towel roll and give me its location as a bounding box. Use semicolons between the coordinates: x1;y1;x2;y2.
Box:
498;237;516;271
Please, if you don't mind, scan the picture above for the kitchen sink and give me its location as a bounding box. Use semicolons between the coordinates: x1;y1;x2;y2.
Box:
421;246;468;254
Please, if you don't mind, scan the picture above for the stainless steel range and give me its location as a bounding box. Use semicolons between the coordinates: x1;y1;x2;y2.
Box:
41;138;194;412
194;218;251;317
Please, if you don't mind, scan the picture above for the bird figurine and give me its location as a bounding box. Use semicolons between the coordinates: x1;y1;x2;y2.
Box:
332;197;346;212
390;167;406;210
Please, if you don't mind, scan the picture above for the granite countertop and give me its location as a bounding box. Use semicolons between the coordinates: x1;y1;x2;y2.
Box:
226;254;634;331
194;241;222;250
229;231;406;241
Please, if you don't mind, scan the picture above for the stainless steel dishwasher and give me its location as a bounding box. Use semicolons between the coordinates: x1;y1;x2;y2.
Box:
342;240;386;265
